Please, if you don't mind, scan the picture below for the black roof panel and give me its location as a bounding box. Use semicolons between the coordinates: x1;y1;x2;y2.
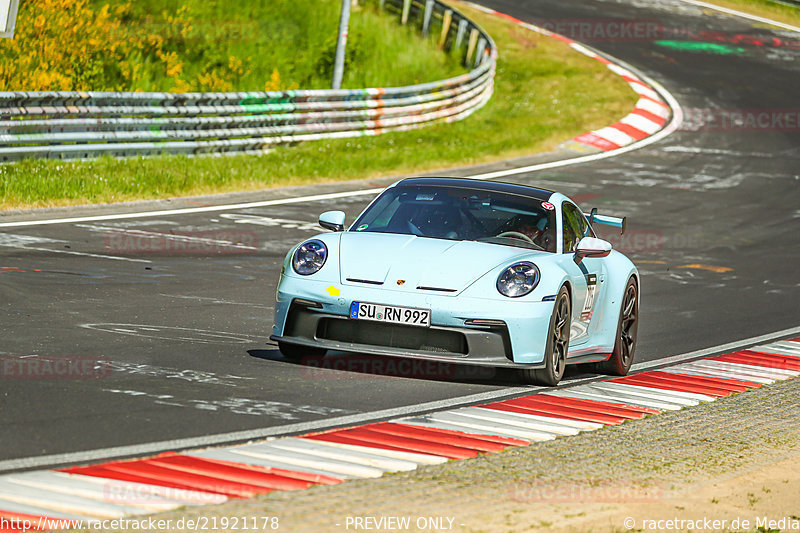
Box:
397;177;554;201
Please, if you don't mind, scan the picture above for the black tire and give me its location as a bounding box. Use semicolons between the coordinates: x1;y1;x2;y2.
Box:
520;286;571;386
278;342;327;361
595;277;638;376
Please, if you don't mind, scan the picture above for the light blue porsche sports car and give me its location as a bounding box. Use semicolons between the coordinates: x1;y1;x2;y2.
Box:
271;177;639;386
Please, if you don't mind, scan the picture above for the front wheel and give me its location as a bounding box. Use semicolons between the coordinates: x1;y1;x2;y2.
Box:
595;277;638;376
520;286;571;386
278;342;327;361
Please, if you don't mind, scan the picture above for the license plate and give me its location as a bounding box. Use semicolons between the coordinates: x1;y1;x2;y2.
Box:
349;301;431;327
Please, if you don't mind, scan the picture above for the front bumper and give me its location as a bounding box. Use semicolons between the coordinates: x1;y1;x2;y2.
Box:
271;276;555;367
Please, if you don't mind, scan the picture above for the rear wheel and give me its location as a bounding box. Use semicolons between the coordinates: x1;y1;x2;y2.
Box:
596;277;638;376
520;286;571;386
278;342;327;361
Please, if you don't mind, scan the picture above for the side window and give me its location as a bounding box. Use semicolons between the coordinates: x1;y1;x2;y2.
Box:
562;203;587;253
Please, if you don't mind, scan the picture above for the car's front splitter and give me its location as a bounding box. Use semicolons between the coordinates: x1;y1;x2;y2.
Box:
272;275;557;365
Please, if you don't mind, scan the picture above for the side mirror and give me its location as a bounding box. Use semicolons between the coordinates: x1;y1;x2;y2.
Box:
319;210;346;232
574;236;612;264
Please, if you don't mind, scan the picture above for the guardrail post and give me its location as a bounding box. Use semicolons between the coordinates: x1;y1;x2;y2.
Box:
401;0;411;25
475;37;486;67
466;28;479;66
455;18;467;50
438;9;452;49
422;0;434;36
331;0;351;89
0;0;20;38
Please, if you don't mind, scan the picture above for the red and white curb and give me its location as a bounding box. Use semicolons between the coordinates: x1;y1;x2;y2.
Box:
466;3;672;153
1;340;799;528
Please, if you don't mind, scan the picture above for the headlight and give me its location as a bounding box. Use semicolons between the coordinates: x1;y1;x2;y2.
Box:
496;262;540;298
292;239;328;275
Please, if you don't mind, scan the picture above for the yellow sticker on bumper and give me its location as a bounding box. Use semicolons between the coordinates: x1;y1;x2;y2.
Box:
325;285;341;296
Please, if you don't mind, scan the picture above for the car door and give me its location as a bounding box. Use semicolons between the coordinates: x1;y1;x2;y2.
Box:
560;202;605;346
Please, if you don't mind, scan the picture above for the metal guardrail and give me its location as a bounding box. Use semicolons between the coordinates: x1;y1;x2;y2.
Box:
0;0;496;162
766;0;800;8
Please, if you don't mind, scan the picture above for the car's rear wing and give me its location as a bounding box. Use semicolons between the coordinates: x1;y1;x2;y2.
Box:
585;208;626;234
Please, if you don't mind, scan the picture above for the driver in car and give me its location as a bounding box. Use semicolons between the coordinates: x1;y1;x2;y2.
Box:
410;205;463;239
504;216;556;252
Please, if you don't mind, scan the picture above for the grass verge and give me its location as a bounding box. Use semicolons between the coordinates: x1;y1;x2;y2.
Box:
0;1;638;210
0;0;466;92
703;0;800;27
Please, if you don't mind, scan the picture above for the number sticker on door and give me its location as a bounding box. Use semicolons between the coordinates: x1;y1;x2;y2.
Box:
580;274;597;321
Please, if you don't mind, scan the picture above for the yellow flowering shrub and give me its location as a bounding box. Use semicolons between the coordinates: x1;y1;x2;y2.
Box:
0;0;466;93
0;0;259;92
0;0;136;91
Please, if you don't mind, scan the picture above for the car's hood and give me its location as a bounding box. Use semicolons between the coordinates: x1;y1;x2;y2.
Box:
338;232;539;294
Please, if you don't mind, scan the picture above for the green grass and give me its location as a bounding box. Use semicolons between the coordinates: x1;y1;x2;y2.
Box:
0;1;638;210
90;0;468;91
704;0;800;27
0;0;465;92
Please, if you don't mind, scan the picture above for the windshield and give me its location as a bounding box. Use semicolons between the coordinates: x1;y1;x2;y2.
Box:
350;185;557;252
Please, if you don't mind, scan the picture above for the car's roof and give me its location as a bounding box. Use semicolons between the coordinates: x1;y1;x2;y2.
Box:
396;177;554;202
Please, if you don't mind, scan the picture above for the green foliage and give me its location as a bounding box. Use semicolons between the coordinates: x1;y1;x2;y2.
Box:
0;3;639;209
0;0;465;91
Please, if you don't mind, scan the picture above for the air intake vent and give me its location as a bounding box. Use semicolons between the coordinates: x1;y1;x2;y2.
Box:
346;278;384;285
416;286;457;293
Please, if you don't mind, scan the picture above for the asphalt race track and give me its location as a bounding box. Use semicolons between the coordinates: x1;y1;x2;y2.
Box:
1;0;798;468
